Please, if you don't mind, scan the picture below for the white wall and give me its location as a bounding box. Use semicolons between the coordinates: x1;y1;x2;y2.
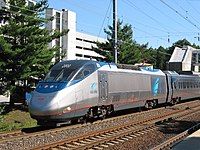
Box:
46;8;107;61
62;10;76;60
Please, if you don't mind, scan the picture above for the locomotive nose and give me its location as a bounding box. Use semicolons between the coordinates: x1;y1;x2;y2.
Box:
29;92;60;116
29;82;67;116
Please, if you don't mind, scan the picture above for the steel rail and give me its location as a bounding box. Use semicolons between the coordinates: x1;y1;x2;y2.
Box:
151;123;200;150
33;102;200;150
0;100;199;149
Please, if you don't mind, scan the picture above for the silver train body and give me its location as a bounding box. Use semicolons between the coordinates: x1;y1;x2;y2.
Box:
29;60;200;125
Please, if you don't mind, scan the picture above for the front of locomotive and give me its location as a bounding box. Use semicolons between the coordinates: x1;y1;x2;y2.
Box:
29;60;95;125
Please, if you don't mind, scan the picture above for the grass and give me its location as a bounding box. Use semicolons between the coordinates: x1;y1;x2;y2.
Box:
0;105;37;132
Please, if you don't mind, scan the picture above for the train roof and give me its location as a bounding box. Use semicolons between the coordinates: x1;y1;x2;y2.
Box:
177;71;200;76
54;60;200;77
53;60;118;71
53;60;91;69
163;71;179;75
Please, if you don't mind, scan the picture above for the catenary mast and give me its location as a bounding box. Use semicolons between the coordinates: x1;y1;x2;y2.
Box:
113;0;118;64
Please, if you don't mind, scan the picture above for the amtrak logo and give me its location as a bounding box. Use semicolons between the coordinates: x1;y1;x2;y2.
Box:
62;64;71;68
152;78;160;96
90;82;97;94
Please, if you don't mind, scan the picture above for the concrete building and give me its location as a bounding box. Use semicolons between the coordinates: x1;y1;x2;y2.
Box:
168;46;200;72
45;8;106;62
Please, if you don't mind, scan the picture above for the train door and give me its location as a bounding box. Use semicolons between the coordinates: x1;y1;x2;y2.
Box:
98;72;108;105
165;73;173;103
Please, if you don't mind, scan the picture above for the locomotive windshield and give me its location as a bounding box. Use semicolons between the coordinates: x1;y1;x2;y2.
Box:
44;68;76;82
43;60;95;82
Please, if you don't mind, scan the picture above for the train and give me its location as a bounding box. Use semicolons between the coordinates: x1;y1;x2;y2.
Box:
28;60;200;126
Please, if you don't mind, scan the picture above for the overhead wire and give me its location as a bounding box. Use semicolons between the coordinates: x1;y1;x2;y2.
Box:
122;0;173;33
62;0;103;17
2;0;111;40
185;0;200;16
119;1;168;33
2;0;200;47
173;0;200;26
120;0;200;46
61;0;113;39
135;32;198;39
185;0;200;40
160;0;200;31
121;0;174;45
144;0;191;31
133;26;167;42
97;0;112;40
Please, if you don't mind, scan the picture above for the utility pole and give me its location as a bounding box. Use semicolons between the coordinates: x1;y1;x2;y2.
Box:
113;0;118;64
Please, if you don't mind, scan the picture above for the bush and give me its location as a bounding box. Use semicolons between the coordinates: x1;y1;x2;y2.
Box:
0;104;5;115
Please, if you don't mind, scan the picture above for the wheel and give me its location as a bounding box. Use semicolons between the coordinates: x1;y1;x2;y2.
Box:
101;108;107;119
145;101;153;109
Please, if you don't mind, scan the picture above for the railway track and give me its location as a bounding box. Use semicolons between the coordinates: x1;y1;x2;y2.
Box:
0;123;86;143
33;100;200;150
0;100;200;150
151;123;200;150
0;130;23;140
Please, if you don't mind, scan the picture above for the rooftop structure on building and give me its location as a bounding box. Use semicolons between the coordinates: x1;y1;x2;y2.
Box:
45;8;106;62
168;45;200;72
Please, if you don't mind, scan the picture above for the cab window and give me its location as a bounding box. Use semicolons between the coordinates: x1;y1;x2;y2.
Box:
73;64;96;81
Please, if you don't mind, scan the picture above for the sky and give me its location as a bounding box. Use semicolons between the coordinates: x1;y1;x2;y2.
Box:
48;0;200;48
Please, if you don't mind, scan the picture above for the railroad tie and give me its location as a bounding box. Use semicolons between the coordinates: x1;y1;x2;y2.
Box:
111;140;119;144
99;144;109;148
116;139;125;142
58;145;71;150
79;140;91;144
93;146;104;150
64;144;78;148
95;135;105;139
107;142;115;146
125;135;133;139
121;137;129;141
129;134;137;138
85;139;94;142
73;141;85;146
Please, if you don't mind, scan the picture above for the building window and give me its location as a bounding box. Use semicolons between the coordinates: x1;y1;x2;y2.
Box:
192;53;197;64
56;12;60;31
76;46;82;49
76;54;83;57
83;47;92;50
83;39;96;44
198;53;200;63
76;38;82;41
192;65;195;71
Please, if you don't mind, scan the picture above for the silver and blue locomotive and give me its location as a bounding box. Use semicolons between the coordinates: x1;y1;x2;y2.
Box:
28;60;200;126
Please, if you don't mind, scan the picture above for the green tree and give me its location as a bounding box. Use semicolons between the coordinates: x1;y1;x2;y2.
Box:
93;20;154;65
154;46;168;70
0;0;67;104
0;36;11;95
93;20;137;64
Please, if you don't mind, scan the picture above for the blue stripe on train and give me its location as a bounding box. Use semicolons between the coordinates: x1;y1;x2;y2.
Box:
35;82;67;93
